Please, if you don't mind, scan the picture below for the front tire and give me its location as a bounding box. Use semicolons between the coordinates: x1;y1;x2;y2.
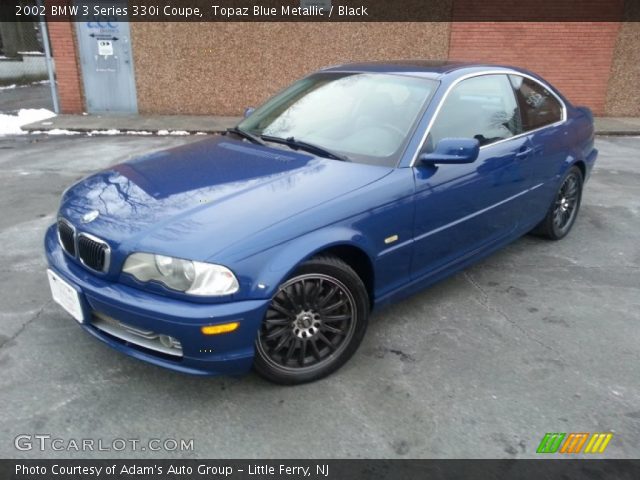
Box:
254;255;369;385
532;166;583;240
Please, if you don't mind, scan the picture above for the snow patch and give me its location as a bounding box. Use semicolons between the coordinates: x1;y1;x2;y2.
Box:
88;129;121;136
157;129;191;136
85;130;154;136
47;129;80;135
0;109;56;135
0;80;50;91
126;130;153;136
20;123;208;137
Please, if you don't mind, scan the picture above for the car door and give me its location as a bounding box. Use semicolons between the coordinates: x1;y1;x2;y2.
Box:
410;73;534;280
508;74;568;220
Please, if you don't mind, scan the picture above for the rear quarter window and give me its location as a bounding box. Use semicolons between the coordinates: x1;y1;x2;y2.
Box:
509;75;563;131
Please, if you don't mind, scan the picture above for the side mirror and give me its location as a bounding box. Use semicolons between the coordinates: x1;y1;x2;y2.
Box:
419;138;480;165
243;107;255;118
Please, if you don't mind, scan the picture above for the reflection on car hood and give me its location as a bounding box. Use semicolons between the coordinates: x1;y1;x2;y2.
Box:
59;136;392;260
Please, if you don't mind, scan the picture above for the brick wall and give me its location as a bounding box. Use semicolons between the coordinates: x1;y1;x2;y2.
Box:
44;0;637;117
131;22;451;115
46;3;83;113
448;0;624;115
448;22;622;115
606;0;640;116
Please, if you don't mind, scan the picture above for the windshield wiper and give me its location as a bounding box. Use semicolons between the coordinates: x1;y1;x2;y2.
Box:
226;127;265;146
260;135;350;161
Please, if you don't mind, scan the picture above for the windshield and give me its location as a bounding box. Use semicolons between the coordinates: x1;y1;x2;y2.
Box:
238;73;438;167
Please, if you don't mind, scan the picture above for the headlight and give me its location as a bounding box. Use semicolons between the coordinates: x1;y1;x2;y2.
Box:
122;253;239;296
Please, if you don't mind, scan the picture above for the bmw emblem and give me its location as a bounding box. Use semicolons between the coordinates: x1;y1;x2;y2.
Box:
81;210;100;223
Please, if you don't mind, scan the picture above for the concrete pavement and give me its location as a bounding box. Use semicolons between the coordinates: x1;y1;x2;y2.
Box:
18;114;640;136
0;83;54;113
21;114;241;134
0;134;638;459
594;117;640;136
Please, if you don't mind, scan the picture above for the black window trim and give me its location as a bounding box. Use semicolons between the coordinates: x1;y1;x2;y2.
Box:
410;70;567;167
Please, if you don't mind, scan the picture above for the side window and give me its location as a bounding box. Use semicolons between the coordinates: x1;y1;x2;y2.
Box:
509;75;563;131
427;74;521;150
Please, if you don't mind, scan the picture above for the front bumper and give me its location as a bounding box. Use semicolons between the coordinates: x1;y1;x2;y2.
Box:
45;225;270;376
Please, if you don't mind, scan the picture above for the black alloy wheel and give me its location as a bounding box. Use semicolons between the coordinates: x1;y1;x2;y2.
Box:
532;165;583;240
254;256;369;384
552;171;581;233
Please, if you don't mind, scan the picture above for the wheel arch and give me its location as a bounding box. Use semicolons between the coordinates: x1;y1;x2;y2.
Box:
315;244;375;308
245;226;377;306
557;151;587;183
572;159;586;179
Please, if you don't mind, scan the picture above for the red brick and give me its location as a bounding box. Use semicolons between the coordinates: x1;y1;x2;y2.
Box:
46;0;83;113
448;21;621;115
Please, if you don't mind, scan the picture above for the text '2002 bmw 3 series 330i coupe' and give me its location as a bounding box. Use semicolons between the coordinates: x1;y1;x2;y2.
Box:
45;61;597;384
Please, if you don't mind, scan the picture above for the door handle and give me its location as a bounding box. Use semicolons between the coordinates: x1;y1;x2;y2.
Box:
515;147;533;159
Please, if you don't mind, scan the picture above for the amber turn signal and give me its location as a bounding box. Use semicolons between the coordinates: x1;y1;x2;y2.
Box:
201;322;240;335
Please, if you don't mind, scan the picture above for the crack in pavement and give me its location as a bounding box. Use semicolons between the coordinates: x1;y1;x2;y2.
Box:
462;271;562;355
0;300;52;351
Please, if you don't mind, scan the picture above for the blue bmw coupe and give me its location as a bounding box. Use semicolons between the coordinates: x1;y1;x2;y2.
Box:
45;61;597;384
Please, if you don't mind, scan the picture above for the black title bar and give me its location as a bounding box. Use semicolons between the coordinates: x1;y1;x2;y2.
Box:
2;0;639;22
2;460;640;480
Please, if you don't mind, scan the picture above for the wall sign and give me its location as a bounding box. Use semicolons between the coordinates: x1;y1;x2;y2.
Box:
97;40;113;56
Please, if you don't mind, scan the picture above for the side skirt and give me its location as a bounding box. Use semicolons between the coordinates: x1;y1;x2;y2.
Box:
372;223;536;310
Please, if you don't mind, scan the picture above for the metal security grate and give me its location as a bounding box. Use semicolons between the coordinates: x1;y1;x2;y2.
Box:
77;233;110;272
0;15;55;112
57;219;75;256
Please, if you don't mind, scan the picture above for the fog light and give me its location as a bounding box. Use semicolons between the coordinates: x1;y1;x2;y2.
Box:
159;334;178;348
201;322;239;335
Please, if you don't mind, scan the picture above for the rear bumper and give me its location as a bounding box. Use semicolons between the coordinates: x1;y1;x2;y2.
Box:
44;225;270;376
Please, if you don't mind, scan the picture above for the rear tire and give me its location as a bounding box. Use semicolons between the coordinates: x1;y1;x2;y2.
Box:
254;255;369;385
531;166;583;240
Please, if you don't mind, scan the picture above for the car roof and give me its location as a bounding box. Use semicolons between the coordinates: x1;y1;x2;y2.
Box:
320;60;521;79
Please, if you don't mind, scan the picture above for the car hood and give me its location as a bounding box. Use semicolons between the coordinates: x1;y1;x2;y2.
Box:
59;136;392;261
